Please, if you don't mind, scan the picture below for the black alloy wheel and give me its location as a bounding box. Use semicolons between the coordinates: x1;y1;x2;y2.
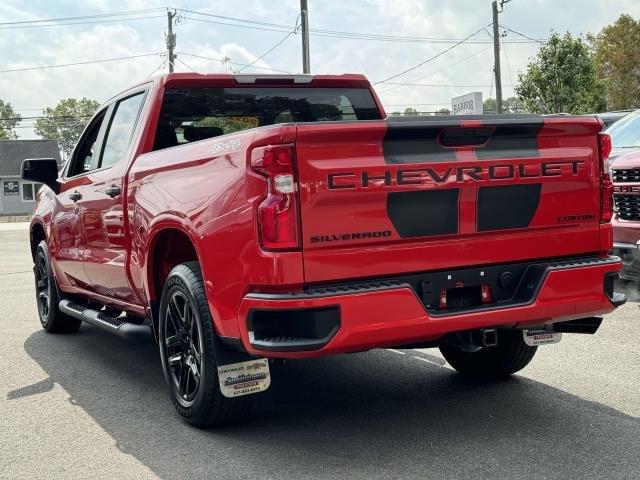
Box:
158;262;254;427
33;240;81;333
163;290;204;406
35;250;50;322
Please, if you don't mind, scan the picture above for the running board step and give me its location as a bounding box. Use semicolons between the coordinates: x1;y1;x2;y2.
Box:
59;299;151;340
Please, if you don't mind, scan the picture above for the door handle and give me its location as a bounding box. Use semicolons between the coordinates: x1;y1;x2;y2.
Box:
69;190;82;202
104;185;121;198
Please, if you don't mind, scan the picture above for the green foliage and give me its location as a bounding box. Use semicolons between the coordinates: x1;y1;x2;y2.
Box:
193;116;258;134
504;97;525;113
515;32;605;114
434;108;451;116
34;98;100;159
0;100;21;140
590;15;640;110
403;107;418;115
483;98;497;113
483;97;525;114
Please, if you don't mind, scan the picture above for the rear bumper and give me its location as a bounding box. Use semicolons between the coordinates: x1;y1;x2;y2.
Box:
237;256;623;358
611;242;640;281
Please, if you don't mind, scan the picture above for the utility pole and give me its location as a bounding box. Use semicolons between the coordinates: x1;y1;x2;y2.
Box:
492;1;503;113
300;0;310;74
166;9;176;73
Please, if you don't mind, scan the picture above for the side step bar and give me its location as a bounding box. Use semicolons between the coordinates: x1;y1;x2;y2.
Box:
59;299;151;340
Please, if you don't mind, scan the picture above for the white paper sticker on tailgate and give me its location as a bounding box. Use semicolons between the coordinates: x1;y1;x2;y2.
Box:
523;329;562;346
218;358;271;398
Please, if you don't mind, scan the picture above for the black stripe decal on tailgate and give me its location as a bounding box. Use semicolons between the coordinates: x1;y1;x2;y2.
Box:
387;188;459;237
477;184;542;231
383;117;458;164
474;121;544;160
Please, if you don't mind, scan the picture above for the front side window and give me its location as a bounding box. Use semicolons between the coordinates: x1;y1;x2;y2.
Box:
153;87;382;151
67;109;107;177
100;92;146;169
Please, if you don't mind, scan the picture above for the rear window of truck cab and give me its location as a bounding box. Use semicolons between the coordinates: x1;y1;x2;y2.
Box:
153;87;382;151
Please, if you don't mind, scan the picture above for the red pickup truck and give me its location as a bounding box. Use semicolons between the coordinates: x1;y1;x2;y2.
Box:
22;73;624;427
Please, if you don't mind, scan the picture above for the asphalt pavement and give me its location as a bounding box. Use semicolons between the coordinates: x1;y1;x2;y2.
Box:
1;223;638;480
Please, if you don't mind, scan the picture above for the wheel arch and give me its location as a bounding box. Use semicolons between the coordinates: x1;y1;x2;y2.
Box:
146;223;202;302
29;220;47;262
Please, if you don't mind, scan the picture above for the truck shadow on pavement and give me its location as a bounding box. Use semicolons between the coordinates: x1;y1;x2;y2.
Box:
19;325;639;480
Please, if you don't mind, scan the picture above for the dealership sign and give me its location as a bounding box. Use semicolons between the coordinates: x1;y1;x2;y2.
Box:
451;92;483;115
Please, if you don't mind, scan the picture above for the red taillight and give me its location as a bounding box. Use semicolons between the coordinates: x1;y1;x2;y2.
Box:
599;132;612;161
598;133;613;223
250;145;300;250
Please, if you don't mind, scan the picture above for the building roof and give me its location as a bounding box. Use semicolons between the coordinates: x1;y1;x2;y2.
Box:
0;139;62;176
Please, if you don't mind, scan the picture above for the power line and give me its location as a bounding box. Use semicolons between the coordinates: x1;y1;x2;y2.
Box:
373;25;492;85
0;6;546;48
176;51;291;73
180;9;291;30
0;14;165;30
0;115;93;121
378;45;493;95
375;81;516;88
503;41;514;87
182;15;293;34
309;30;537;44
501;25;543;43
0;53;162;73
0;7;167;26
146;59;167;78
174;57;197;72
383;103;451;106
238;20;299;72
182;14;539;45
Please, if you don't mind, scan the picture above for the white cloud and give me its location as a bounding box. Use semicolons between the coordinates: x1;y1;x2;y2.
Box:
1;0;639;137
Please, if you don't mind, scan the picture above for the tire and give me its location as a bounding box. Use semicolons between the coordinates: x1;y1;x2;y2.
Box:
439;329;537;379
158;261;254;428
33;240;82;334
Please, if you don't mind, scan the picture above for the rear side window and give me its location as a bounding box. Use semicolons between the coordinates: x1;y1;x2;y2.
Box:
153;87;381;151
100;92;146;168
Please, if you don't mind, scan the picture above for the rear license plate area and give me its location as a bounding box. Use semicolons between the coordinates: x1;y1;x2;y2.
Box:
444;285;483;309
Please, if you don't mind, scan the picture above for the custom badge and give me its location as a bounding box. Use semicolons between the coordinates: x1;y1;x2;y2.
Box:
217;358;271;398
522;329;562;346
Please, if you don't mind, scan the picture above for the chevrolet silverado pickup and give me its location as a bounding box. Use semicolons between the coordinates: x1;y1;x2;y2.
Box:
22;73;625;428
607;110;640;280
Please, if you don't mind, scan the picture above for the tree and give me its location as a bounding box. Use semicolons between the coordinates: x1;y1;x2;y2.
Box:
483;97;525;114
403;107;418;116
483;98;497;113
434;108;450;116
34;98;100;159
0;100;21;140
504;97;525;113
590;15;640;110
515;32;605;114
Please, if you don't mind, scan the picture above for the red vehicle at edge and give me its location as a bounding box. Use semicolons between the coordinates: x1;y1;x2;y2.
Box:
22;73;625;427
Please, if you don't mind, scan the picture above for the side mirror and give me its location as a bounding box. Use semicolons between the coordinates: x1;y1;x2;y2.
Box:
21;158;60;194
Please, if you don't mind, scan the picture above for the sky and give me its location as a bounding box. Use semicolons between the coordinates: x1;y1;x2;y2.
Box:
2;0;640;139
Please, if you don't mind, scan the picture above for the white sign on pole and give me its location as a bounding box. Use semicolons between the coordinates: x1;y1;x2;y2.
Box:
451;92;483;115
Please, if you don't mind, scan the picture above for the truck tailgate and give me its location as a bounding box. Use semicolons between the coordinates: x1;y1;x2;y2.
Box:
295;115;604;283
